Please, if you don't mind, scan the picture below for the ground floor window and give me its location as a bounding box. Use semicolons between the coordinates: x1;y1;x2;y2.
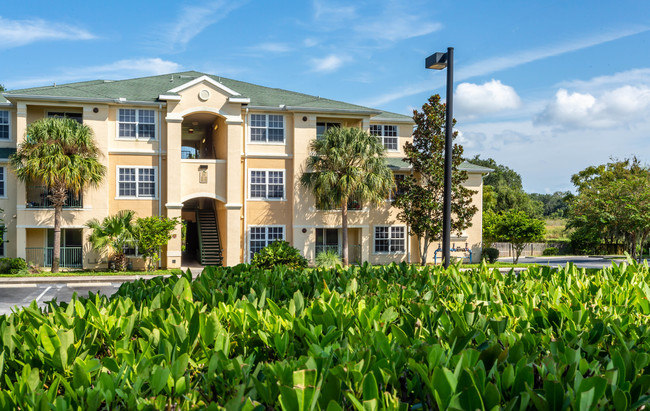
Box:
316;228;339;255
374;226;405;253
249;226;284;260
0;225;4;257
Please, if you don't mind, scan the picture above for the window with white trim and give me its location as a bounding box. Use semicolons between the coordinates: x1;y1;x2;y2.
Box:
0;167;4;197
117;167;156;198
374;226;406;253
370;125;398;151
0;111;9;140
118;109;156;139
249;226;284;260
249;170;285;200
250;114;284;143
0;225;4;257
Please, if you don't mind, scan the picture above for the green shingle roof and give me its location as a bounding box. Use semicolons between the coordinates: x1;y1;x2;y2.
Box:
386;158;493;174
2;71;412;121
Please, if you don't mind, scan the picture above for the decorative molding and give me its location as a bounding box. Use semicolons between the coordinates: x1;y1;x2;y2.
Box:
108;149;165;155
228;97;251;104
180;159;226;164
180;193;226;203
243;153;293;159
165;203;184;209
225;203;243;210
166;251;182;257
167;75;241;96
159;94;182;101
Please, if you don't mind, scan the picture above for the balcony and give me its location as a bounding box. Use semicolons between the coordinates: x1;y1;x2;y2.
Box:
26;247;83;268
26;186;83;208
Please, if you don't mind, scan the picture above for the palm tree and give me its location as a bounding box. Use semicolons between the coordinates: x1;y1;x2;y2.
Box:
86;210;137;271
10;117;105;272
301;127;394;265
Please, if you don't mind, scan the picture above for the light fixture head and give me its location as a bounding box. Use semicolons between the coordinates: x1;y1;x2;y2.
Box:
425;52;448;70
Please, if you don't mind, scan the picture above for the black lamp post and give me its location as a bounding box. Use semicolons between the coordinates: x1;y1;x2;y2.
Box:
425;47;453;268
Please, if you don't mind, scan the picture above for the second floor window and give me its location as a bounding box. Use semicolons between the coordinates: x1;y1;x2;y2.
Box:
316;122;340;139
250;114;284;143
250;170;285;200
0;111;9;140
370;125;398;151
118;109;155;139
117;167;156;198
0;167;4;197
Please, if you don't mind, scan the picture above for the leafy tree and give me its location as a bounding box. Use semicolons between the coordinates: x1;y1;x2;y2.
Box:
11;117;106;272
301;127;394;265
86;210;137;271
470;155;542;217
0;84;5;92
494;210;545;263
568;158;650;259
482;210;500;248
529;191;572;218
251;240;308;270
136;216;179;271
394;94;477;264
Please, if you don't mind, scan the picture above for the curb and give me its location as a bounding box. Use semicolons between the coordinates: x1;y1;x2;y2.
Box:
0;267;203;286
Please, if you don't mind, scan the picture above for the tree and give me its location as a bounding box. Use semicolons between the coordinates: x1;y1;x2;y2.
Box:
0;84;5;92
528;191;572;218
494;210;545;263
301;127;394;265
482;210;499;248
393;94;477;264
11;117;106;272
568;158;650;259
135;216;179;271
86;210;137;271
470;155;542;217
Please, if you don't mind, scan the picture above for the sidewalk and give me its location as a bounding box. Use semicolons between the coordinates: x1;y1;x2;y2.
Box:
0;266;204;285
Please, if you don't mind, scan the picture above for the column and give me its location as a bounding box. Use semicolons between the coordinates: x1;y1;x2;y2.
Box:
165;116;183;268
224;119;243;265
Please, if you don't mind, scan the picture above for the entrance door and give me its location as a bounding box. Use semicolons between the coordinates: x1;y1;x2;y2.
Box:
316;228;339;256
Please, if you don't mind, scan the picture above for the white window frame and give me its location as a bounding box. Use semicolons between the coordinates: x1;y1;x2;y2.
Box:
115;166;158;199
370;124;399;151
248;225;285;262
248;169;286;201
0;111;10;141
0;226;4;258
374;225;406;254
248;113;286;144
0;166;5;198
116;108;157;140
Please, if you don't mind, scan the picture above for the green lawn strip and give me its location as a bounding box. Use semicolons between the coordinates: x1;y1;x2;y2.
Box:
0;269;183;278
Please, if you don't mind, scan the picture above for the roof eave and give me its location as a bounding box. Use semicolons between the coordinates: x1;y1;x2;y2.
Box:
3;94;166;106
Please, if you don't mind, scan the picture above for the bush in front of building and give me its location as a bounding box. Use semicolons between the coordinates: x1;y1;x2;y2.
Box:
315;250;342;268
251;240;308;270
0;257;28;274
482;247;499;263
542;247;559;256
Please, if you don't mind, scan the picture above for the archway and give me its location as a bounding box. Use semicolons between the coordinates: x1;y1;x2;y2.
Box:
181;197;225;266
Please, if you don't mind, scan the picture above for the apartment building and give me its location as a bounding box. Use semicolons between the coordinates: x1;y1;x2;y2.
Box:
0;71;490;269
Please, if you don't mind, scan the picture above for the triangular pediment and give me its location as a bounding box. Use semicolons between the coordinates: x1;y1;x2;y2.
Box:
167;75;241;96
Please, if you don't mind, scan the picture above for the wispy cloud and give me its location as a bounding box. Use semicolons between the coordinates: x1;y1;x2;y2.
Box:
166;1;248;51
363;26;650;106
248;42;292;53
557;67;650;91
313;0;357;25
0;17;95;49
7;58;182;89
354;11;441;42
310;54;347;73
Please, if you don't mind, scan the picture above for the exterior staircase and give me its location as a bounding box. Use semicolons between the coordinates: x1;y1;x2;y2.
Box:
196;209;223;266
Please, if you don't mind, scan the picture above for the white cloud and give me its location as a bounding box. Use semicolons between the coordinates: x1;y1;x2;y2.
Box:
455;80;521;117
310;54;346;73
0;17;94;49
558;68;650;91
7;58;182;89
354;14;441;42
313;0;357;24
167;1;248;51
249;42;291;53
537;86;650;128
364;25;650;106
303;38;319;47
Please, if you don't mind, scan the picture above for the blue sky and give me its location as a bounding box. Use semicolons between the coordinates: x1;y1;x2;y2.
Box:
2;0;650;193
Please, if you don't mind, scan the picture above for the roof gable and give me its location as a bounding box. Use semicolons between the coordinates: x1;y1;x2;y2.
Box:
167;75;241;96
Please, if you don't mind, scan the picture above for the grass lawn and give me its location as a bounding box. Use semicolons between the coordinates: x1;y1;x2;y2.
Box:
0;268;184;278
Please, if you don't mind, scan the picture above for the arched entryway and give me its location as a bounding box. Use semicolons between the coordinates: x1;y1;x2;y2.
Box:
181;196;226;266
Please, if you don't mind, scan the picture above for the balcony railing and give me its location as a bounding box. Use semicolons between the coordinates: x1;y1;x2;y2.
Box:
26;247;83;268
316;244;341;256
26;186;83;208
315;244;361;263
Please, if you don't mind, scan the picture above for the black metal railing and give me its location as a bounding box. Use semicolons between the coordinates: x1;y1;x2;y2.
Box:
26;186;83;208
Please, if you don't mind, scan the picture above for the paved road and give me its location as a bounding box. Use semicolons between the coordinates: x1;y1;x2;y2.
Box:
0;282;122;316
503;255;636;269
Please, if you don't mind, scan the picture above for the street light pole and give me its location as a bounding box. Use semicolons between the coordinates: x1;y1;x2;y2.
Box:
425;47;454;268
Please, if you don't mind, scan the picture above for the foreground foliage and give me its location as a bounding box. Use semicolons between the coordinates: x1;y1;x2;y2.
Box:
2;261;650;409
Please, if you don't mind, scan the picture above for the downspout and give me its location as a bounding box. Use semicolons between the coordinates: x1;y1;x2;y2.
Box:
243;107;248;263
158;103;163;268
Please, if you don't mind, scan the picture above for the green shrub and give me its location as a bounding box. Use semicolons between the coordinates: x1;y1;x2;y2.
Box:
482;247;499;263
250;240;308;270
315;250;342;268
542;246;559;256
0;257;28;274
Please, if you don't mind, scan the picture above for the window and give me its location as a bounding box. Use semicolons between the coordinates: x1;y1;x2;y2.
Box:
250;114;284;143
390;174;406;201
0;225;4;257
0;167;4;197
249;226;284;260
316;122;340;139
0;111;9;140
370;125;398;151
123;245;139;256
249;170;285;200
118;109;156;139
374;226;406;253
117;167;156;198
48;112;83;124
